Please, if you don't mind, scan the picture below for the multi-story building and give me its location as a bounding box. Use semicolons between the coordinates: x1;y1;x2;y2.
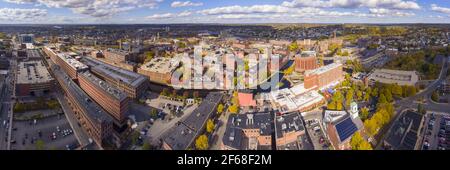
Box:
103;48;132;63
138;57;181;85
16;61;54;96
294;51;317;72
222;112;273;150
78;71;130;125
52;65;113;147
80;57;148;99
44;46;88;80
18;34;34;44
304;63;344;90
322;102;363;150
275;112;306;150
383;110;424;150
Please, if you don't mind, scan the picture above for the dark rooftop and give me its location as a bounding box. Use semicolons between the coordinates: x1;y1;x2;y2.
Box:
275;112;305;139
384;110;424;150
222;112;274;150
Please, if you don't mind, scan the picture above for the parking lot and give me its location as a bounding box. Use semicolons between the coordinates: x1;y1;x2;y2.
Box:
10;115;79;150
422;113;450;150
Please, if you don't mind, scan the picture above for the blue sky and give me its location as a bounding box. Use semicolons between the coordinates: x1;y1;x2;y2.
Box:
0;0;449;24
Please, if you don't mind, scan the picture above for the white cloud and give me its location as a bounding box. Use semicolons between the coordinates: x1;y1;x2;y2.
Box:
171;1;203;8
431;4;450;14
146;11;192;19
369;8;415;17
281;0;420;10
3;0;35;4
0;8;47;21
4;0;164;17
198;5;291;15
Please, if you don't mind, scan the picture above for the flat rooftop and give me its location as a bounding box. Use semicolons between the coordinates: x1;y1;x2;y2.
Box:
368;69;419;86
27;49;41;59
162;123;196;150
139;57;180;74
52;66;113;125
305;62;342;76
80;71;127;101
17;61;54;84
228;112;273;136
275;112;305;139
106;48;130;56
81;57;148;88
58;53;88;71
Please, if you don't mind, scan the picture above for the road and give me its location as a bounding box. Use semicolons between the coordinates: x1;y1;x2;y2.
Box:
395;56;449;113
0;57;17;150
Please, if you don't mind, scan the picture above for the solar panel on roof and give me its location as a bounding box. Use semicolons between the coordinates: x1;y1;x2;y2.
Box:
335;117;358;142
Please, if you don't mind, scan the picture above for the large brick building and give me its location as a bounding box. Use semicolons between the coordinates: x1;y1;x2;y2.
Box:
103;48;132;63
294;52;318;72
304;63;344;90
43;46;88;80
138;57;181;85
78;71;130;126
52;65;113;147
81;57;148;99
16;61;54;96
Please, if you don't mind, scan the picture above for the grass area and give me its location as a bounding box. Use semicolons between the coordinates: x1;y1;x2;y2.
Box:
13;99;61;113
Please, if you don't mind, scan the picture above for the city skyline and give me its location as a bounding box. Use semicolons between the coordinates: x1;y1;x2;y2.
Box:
0;0;450;24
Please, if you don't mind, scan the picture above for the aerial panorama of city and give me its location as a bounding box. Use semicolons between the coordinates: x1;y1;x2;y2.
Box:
0;0;449;152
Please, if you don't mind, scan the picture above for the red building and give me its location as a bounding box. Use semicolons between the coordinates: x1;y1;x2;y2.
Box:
294;55;317;72
304;63;344;90
78;71;130;125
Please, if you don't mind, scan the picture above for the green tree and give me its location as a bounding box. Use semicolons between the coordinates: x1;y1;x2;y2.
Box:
371;88;378;97
131;131;140;145
360;107;369;121
378;94;387;104
327;102;337;110
356;90;363;101
228;104;239;114
217;104;224;114
407;86;417;97
345;89;354;106
418;103;426;115
350;132;373;150
144;51;154;63
149;109;158;118
142;141;152;150
364;119;378;137
384;89;393;102
206;119;215;134
288;41;299;52
195;135;209;150
392;84;403;97
364;92;371;102
35;140;46;150
431;91;439;102
161;88;169;96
